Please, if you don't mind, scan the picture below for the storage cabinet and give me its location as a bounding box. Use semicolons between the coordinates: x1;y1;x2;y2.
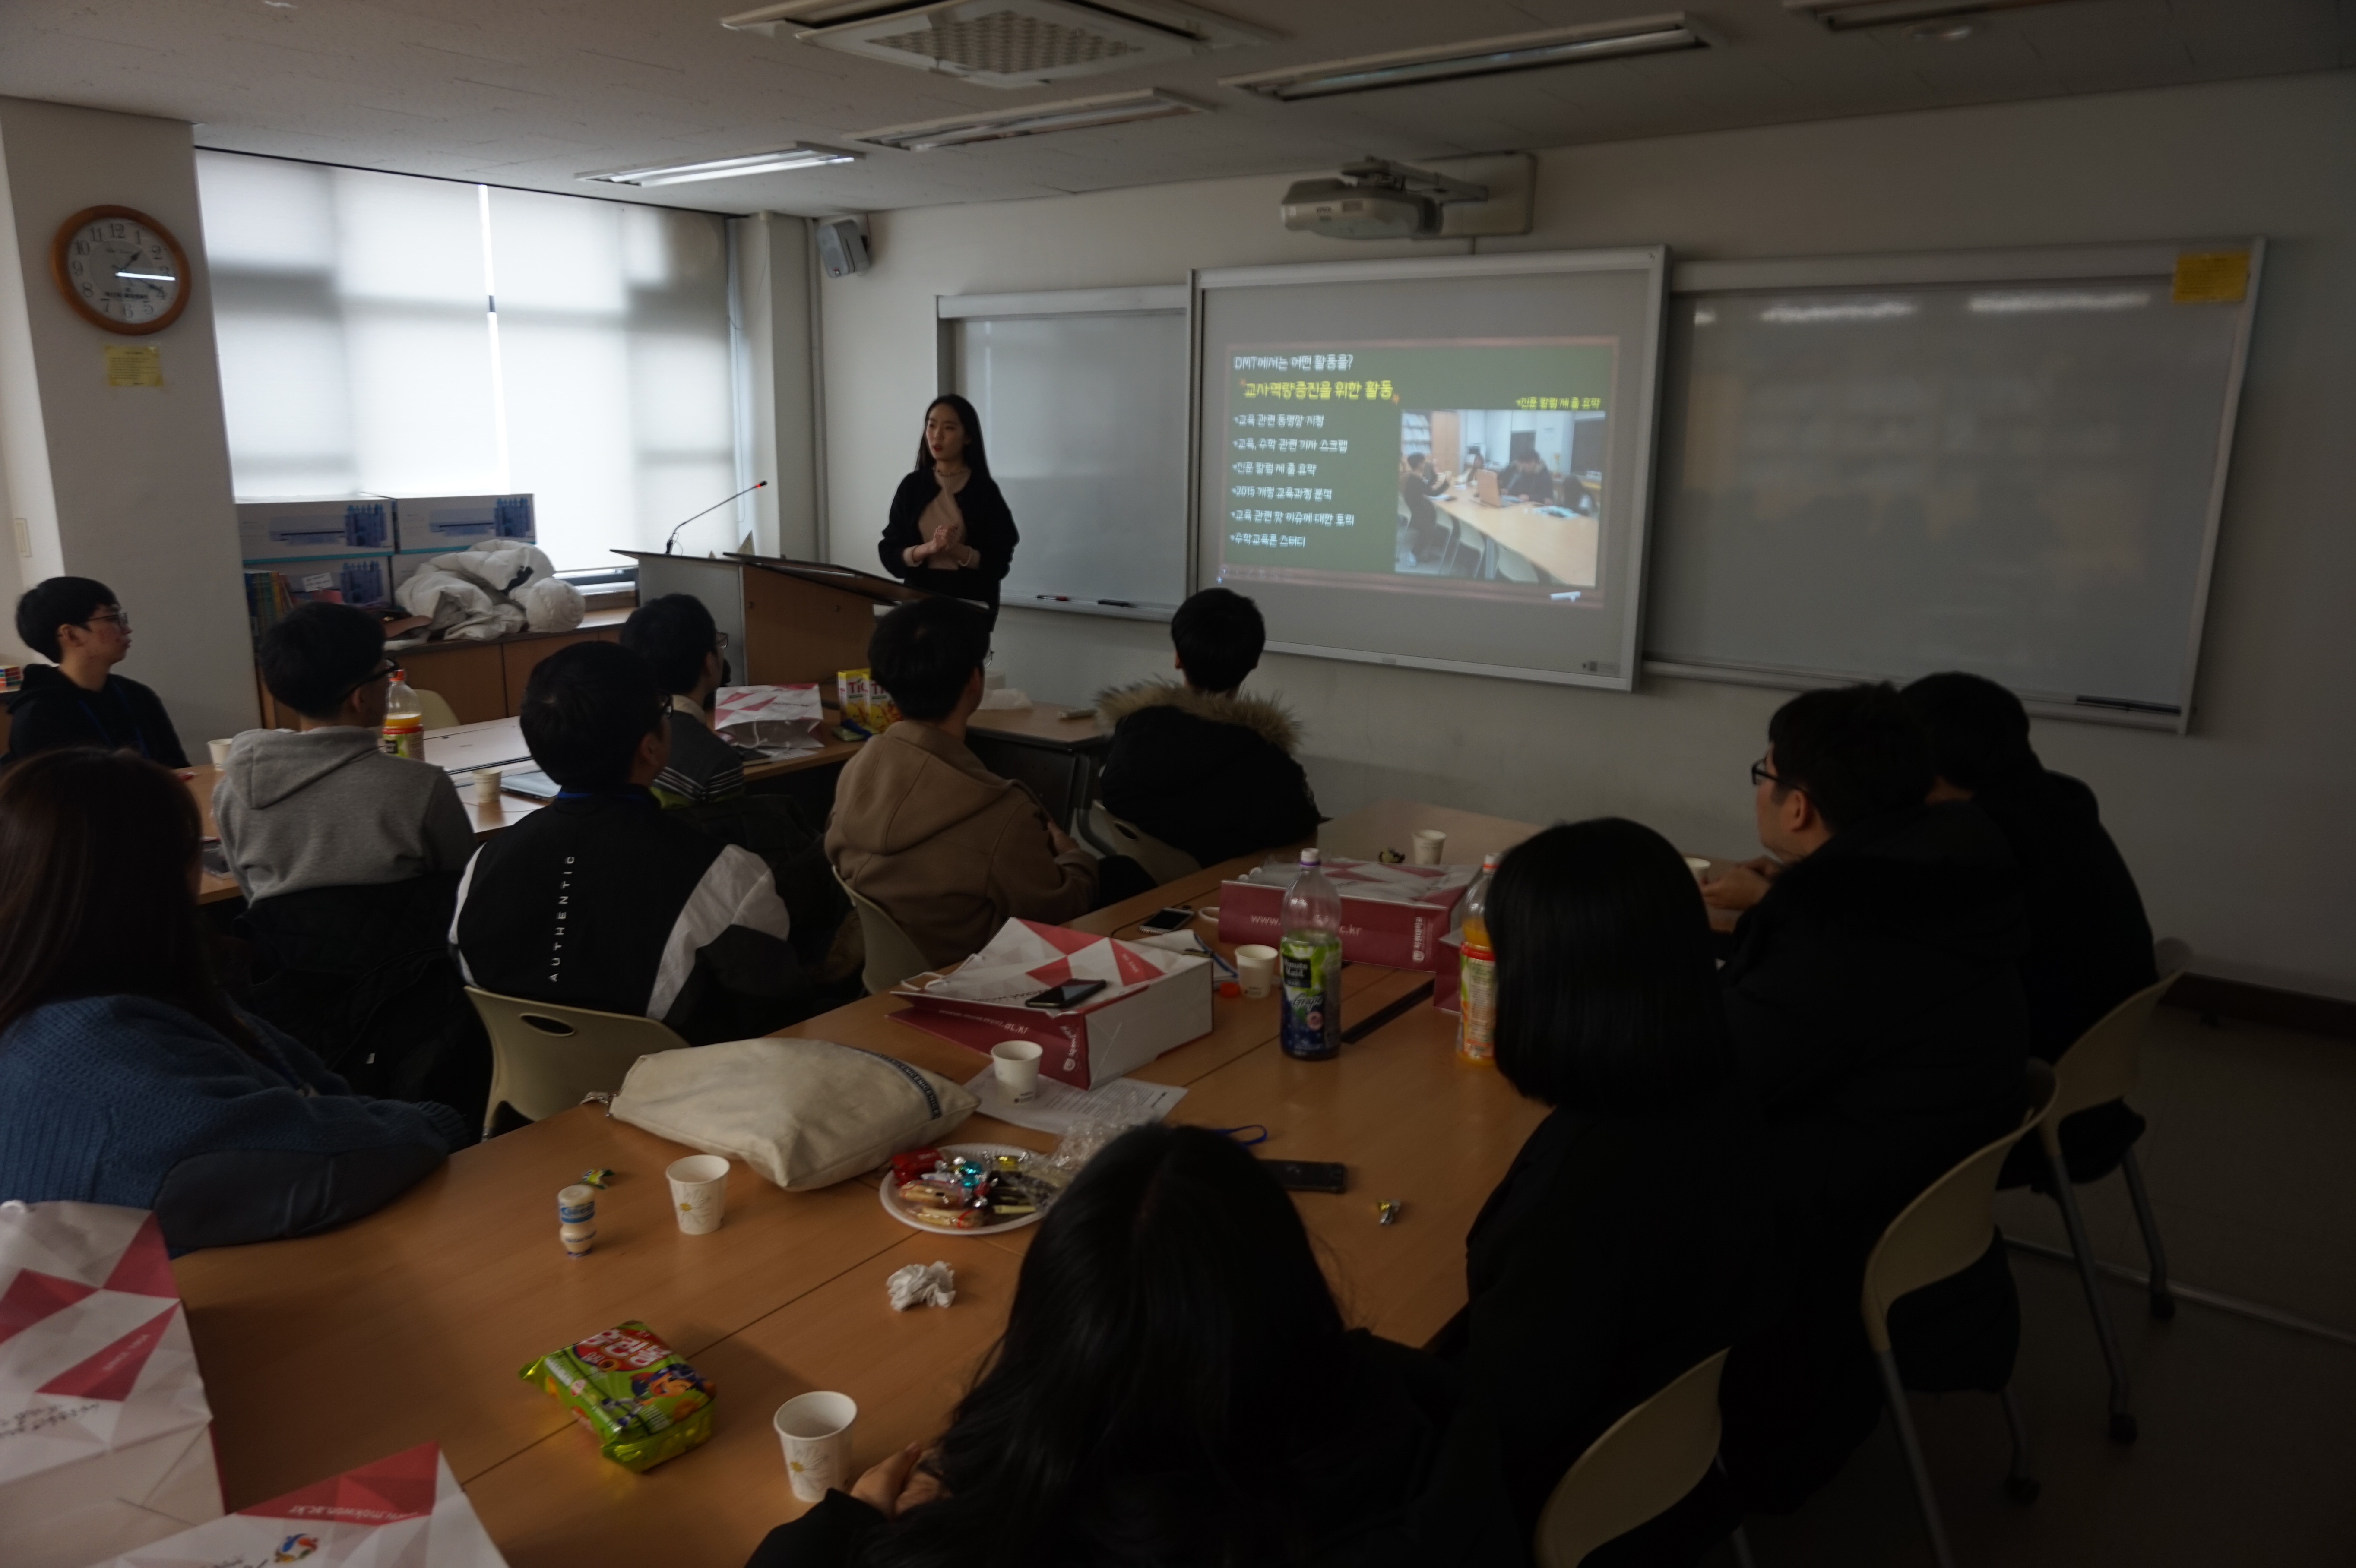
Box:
253;612;625;730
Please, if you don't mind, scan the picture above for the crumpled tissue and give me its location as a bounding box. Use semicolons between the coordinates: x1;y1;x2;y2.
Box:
887;1259;956;1311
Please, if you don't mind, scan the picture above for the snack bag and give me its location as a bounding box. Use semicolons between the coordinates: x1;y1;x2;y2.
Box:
518;1321;715;1472
836;668;871;733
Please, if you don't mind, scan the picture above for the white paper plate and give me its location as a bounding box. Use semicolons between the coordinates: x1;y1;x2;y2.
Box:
878;1143;1056;1238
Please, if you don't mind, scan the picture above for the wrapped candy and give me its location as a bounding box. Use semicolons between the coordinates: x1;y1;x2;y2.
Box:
519;1321;715;1472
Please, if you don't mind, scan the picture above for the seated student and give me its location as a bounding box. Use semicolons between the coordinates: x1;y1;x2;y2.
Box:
452;641;807;1046
746;1123;1517;1568
1094;588;1320;868
4;577;187;766
0;749;466;1255
217;601;475;903
1701;683;2030;1509
1903;670;2158;1183
827;598;1100;967
1437;818;1772;1562
620;593;745;809
1500;450;1556;505
1397;453;1449;560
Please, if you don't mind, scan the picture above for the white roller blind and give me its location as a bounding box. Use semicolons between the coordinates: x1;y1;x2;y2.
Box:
198;152;737;569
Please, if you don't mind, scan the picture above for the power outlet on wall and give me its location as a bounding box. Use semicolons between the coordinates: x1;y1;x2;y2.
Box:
11;518;27;557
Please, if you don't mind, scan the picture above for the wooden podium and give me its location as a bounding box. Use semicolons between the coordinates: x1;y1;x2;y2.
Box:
618;551;929;686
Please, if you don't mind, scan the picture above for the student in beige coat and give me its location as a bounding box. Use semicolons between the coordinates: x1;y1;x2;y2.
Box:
826;598;1099;967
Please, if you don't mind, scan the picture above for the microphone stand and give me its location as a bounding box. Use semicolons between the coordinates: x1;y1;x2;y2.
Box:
665;481;769;555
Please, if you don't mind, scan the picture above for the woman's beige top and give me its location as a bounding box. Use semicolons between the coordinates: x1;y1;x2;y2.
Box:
914;469;970;568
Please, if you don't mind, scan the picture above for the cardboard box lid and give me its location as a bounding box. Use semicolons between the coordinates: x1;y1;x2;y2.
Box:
896;920;1206;1012
1225;857;1478;907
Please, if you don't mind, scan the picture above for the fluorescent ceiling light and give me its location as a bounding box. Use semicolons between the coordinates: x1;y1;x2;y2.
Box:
1784;0;2083;32
577;145;860;187
1220;16;1707;102
854;89;1205;151
1967;290;2151;314
1759;300;1918;323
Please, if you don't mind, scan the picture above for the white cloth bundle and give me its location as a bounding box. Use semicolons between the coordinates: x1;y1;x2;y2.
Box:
396;541;584;641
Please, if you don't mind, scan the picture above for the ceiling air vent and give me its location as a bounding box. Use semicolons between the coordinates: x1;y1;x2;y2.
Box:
720;0;1273;89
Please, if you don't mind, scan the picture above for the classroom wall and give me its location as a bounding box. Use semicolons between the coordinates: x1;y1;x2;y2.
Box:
818;70;2356;1000
0;97;255;741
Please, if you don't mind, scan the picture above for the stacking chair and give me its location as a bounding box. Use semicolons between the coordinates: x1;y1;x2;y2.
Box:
2032;937;2193;1443
408;686;462;730
1534;1348;1753;1568
1083;803;1201;884
1863;1060;2058;1568
464;988;688;1138
830;869;938;994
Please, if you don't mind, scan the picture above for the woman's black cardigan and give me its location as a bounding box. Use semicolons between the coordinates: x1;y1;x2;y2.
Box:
878;469;1020;614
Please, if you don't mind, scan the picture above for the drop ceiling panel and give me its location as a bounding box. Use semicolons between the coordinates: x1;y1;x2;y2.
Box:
0;0;2340;217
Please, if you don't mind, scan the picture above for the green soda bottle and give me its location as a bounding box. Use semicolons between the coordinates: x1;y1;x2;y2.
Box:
1279;848;1343;1061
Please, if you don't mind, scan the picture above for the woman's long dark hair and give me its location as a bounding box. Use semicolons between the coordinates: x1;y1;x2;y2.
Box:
0;747;253;1050
1488;818;1731;1115
913;393;992;481
868;1124;1350;1568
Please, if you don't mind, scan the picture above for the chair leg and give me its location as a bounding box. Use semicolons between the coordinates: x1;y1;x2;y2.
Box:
2045;1138;2139;1443
1997;1385;2040;1504
1875;1348;1955;1568
2119;1148;2176;1321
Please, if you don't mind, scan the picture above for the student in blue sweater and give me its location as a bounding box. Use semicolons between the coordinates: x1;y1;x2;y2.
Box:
0;747;468;1255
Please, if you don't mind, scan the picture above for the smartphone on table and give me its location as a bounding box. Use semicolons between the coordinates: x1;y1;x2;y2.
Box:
1259;1159;1348;1194
1025;979;1108;1010
1137;906;1194;933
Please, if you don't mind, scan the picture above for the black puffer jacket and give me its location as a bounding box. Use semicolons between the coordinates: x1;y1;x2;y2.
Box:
1094;681;1320;868
1721;801;2031;1240
4;664;188;767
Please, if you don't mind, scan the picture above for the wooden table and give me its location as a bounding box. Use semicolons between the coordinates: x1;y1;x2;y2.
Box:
189;717;863;905
965;701;1110;831
1432;490;1599;587
174;798;1776;1562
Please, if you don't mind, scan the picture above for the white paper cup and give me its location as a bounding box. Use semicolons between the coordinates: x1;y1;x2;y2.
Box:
474;768;504;805
1235;944;1279;999
991;1039;1044;1103
775;1391;858;1503
666;1154;730;1235
1411;828;1447;866
206;737;233;768
1682;856;1712;880
557;1184;597;1225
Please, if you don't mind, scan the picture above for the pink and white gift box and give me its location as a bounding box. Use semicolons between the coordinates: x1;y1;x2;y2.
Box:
891;920;1213;1088
0;1201;222;1568
1217;858;1476;971
712;684;824;756
83;1440;509;1568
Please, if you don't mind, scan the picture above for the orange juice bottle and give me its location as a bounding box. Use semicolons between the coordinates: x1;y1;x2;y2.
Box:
1456;852;1501;1064
379;672;425;761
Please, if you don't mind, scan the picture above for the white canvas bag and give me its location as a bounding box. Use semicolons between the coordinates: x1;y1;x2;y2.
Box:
608;1037;977;1189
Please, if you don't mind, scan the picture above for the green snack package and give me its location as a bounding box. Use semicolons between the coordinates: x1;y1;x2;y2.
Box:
519;1320;717;1472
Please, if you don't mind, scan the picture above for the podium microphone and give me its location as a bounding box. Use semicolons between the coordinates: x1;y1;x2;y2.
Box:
664;481;768;555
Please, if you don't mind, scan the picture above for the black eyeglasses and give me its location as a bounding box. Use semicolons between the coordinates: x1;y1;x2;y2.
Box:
339;659;399;703
1751;756;1797;793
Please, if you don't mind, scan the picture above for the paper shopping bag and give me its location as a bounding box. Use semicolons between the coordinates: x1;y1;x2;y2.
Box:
0;1201;222;1568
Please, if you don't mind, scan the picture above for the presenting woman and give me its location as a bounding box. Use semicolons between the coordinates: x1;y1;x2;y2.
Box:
879;395;1018;625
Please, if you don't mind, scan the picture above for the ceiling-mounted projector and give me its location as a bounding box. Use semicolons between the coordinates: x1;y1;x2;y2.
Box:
1281;158;1488;240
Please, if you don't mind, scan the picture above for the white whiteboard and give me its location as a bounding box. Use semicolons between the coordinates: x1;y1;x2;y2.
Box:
1644;241;2263;729
942;288;1189;619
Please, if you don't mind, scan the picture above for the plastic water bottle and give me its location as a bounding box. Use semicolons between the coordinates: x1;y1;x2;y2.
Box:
1456;853;1502;1065
380;672;425;761
1279;849;1344;1061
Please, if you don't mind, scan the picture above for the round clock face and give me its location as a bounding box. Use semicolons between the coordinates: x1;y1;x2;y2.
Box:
51;208;190;335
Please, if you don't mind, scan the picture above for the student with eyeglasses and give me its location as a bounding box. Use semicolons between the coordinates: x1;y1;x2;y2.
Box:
4;576;189;767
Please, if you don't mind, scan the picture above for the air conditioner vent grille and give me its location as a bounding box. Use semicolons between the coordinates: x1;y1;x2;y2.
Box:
872;10;1142;75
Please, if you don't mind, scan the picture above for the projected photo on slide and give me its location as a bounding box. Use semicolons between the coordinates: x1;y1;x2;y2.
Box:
1216;340;1614;603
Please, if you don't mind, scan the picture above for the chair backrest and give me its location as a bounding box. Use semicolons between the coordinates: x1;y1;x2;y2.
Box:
1085;802;1201;884
464;987;688;1136
408;687;462;730
1862;1060;2058;1353
1533;1348;1731;1568
830;869;939;995
2046;950;2192;1129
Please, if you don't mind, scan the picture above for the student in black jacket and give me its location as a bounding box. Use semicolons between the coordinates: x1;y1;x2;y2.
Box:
878;395;1018;625
1093;588;1320;867
746;1124;1517;1568
1434;818;1773;1563
451;641;809;1049
1398;453;1448;561
1500;450;1557;505
5;577;188;767
1701;683;2031;1510
1903;670;2159;1184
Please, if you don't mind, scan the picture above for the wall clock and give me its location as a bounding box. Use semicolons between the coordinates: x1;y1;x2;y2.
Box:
51;206;191;335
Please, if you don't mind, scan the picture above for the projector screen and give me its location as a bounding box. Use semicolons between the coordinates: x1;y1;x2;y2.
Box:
1194;250;1667;689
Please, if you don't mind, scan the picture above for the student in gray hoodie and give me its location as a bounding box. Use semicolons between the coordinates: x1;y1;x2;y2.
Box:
215;602;474;905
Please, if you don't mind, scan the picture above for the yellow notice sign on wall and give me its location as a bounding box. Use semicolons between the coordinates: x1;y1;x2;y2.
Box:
103;344;163;387
2172;251;2249;304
